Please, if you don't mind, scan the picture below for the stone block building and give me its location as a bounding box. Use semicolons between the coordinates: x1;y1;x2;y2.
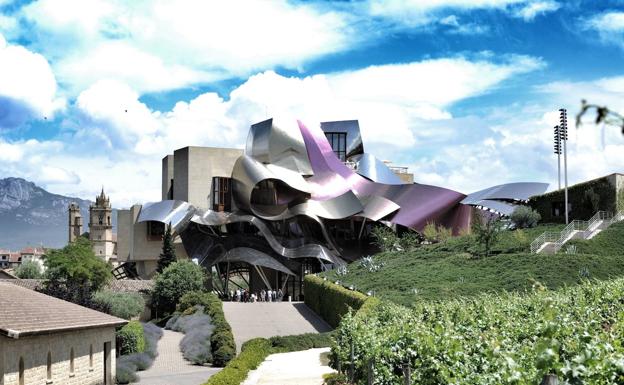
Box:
0;283;126;385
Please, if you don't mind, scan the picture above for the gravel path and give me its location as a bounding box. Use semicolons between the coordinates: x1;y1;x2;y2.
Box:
134;329;221;385
222;302;332;352
242;348;335;385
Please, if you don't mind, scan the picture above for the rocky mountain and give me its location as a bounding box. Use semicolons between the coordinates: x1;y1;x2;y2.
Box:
0;178;117;250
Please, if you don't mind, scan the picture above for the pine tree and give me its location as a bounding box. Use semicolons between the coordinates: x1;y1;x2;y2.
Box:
157;223;176;273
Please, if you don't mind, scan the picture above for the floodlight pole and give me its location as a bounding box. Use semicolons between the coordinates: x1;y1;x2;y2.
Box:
559;108;569;224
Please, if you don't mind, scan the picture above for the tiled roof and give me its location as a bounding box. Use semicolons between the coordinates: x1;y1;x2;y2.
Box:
0;282;126;338
0;279;154;293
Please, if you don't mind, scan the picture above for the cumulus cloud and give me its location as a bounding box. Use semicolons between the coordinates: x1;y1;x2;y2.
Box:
0;34;65;128
18;0;356;95
582;11;624;49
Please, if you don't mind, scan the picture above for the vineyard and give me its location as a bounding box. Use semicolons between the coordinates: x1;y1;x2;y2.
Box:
332;278;624;384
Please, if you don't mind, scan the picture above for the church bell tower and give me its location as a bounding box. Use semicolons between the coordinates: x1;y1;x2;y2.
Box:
89;188;115;261
68;202;83;243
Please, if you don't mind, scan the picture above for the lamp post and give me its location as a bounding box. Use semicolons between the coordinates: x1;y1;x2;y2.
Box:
554;125;561;190
559;108;569;224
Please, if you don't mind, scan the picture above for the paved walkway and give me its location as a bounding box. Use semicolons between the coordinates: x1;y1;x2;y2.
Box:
134;329;221;385
242;348;335;385
222;302;333;352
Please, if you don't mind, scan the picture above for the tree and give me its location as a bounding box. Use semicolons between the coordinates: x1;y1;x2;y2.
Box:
510;206;542;229
42;237;112;307
15;260;43;279
152;261;204;316
157;223;176;273
471;212;503;258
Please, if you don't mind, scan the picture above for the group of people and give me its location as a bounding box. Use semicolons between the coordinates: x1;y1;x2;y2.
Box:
229;288;284;302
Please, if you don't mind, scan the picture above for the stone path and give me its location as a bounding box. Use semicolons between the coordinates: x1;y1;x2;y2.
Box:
134;329;221;385
222;302;333;352
242;348;335;385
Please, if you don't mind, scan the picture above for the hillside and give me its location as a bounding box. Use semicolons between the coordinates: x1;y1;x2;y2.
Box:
321;223;624;306
0;178;117;250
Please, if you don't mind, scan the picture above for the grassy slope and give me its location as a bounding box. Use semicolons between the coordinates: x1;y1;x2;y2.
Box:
322;223;624;306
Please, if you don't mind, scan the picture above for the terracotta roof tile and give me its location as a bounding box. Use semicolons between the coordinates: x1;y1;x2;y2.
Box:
0;282;126;338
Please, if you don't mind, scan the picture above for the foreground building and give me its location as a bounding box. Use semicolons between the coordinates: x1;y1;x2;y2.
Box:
117;118;547;296
0;283;125;385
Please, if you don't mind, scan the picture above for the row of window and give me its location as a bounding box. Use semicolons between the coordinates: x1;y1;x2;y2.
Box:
14;345;93;385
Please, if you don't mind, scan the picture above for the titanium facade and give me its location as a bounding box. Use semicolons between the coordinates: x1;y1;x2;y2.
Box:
118;118;548;291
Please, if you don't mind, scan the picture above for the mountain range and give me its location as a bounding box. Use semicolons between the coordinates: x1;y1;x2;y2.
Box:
0;177;117;250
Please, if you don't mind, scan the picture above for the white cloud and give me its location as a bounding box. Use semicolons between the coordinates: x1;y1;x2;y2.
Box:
19;0;356;95
0;53;544;205
366;0;557;28
0;34;65;128
582;11;624;49
514;1;560;21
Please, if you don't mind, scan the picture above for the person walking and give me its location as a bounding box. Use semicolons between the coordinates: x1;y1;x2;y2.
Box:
278;288;283;302
260;289;265;302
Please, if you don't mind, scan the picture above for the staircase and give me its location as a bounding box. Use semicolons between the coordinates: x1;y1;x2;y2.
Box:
531;211;624;254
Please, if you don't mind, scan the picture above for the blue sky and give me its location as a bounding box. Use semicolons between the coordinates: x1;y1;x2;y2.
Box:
1;0;624;206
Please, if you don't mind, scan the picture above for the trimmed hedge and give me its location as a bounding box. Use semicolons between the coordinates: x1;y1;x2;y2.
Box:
204;338;272;385
166;305;215;364
117;321;146;356
178;291;236;367
205;333;335;385
304;275;370;328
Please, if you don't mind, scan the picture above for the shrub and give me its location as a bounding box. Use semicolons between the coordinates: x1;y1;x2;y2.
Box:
204;338;272;385
115;357;138;384
510;205;542;229
179;291;236;367
269;332;334;352
117;321;145;356
92;290;145;320
304;275;370;328
166;305;215;364
143;322;163;358
15;260;42;279
152;261;205;316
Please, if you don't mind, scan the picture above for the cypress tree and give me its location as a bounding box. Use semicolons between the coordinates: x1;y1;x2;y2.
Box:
157;223;176;273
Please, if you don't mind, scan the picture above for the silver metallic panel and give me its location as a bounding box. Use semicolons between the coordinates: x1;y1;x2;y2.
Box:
137;200;194;231
357;195;401;221
461;182;549;204
471;199;519;216
215;247;296;276
350;153;405;185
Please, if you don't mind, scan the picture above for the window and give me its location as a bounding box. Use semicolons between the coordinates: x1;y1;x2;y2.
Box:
212;177;232;212
47;352;52;380
69;348;74;375
107;216;111;226
324;132;347;162
147;221;165;241
98;215;103;225
18;357;24;385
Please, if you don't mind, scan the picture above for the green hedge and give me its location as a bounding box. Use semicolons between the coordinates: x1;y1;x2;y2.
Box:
304;275;370;328
204;338;272;385
117;321;145;356
204;333;335;385
178;291;236;367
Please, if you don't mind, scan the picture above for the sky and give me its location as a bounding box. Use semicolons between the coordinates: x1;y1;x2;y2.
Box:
1;0;624;208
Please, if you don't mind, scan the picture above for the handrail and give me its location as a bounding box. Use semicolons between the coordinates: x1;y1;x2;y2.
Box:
530;210;623;254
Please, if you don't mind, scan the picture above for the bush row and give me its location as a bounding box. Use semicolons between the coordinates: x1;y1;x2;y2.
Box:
205;333;335;385
116;321;145;356
178;291;236;367
166;305;215;364
116;323;163;384
304;275;371;328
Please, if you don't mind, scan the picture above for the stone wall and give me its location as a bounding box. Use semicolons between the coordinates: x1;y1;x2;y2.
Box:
0;327;116;385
